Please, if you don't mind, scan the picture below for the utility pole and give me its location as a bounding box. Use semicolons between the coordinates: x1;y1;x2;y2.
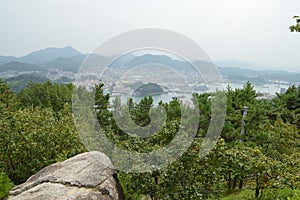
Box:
240;106;248;142
234;106;248;190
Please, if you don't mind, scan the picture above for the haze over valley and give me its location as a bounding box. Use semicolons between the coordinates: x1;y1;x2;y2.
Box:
0;46;298;99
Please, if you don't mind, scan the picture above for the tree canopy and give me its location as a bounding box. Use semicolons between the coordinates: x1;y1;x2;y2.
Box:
0;80;299;199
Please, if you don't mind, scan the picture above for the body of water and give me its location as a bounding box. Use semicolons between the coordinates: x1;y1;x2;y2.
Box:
109;82;291;106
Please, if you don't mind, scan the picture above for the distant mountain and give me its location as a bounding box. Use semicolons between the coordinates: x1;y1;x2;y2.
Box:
0;46;83;65
0;56;18;65
123;55;299;84
6;73;49;92
0;61;44;72
19;46;83;64
122;54;194;73
0;46;85;73
218;66;300;83
81;54;108;68
109;53;136;67
216;60;264;70
0;47;299;89
41;55;86;72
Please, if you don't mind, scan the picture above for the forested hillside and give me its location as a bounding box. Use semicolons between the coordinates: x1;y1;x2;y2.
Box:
0;80;299;199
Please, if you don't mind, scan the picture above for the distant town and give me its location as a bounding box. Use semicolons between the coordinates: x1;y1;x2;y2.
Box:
0;46;299;101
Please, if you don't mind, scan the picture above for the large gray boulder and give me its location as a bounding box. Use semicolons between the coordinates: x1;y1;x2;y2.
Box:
8;151;124;200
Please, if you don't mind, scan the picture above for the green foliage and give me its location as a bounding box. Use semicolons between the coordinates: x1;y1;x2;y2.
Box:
274;85;300;127
0;80;19;111
104;82;300;199
0;172;14;199
127;96;154;127
261;188;300;200
95;83;112;129
1;79;300;199
219;188;300;200
290;16;300;32
0;106;86;184
218;189;254;200
0;79;85;184
18;81;73;112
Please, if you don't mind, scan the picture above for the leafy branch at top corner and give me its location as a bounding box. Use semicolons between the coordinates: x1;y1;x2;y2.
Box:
289;16;300;32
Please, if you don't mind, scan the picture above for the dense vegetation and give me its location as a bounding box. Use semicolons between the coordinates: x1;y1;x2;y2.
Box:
0;80;299;199
0;80;85;199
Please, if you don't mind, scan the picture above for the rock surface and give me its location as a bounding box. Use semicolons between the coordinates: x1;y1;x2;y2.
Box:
8;151;124;200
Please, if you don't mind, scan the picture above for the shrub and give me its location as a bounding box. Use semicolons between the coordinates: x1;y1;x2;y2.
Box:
260;188;300;200
0;172;14;199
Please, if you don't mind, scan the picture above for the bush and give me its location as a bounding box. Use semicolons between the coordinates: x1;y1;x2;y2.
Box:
0;107;86;184
260;188;300;200
0;172;14;199
219;188;300;200
219;189;254;200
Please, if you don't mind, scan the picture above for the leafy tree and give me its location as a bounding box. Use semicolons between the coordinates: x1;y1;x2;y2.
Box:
80;83;300;199
274;85;300;127
18;81;73;113
129;96;153;127
0;80;19;112
215;82;258;143
0;106;85;184
2;79;299;199
94;83;113;129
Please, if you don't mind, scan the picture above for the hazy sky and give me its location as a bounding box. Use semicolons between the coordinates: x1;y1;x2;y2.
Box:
1;0;300;71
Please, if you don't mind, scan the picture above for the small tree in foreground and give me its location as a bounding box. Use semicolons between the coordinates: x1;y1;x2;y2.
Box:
0;172;14;199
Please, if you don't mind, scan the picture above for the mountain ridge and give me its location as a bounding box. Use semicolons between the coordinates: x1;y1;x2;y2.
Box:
0;46;83;65
0;47;299;91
